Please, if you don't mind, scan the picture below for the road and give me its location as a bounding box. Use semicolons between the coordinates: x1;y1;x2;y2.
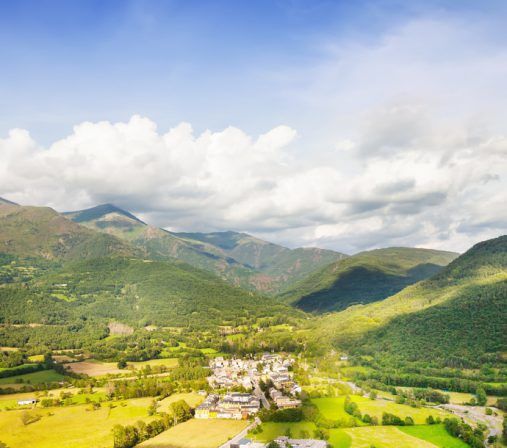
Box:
218;417;260;448
253;383;270;410
438;404;503;440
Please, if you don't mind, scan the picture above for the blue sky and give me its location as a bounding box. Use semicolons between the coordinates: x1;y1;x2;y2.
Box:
0;0;506;252
1;0;503;143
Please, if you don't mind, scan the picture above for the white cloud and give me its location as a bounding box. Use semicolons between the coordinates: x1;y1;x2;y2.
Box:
1;15;506;254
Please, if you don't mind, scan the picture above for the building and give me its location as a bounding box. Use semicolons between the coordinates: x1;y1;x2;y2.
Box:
17;399;37;406
274;437;327;448
230;439;266;448
195;392;260;420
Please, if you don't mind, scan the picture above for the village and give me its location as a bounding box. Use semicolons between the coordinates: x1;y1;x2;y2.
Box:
195;353;302;420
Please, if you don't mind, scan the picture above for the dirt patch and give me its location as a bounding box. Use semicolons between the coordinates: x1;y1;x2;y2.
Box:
64;361;124;377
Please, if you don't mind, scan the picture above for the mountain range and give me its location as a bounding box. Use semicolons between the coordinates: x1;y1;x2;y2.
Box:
63;203;346;294
0;196;505;368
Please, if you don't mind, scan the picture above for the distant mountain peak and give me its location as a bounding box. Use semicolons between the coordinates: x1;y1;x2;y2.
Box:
64;203;146;225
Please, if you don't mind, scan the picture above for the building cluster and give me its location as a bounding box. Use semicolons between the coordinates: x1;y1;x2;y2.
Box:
197;353;302;420
195;392;260;420
232;437;326;448
208;353;300;394
269;387;301;409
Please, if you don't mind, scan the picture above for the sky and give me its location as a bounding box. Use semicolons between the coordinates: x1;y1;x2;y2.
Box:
0;0;506;254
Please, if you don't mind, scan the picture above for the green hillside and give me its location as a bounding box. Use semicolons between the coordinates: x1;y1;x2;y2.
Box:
65;205;346;294
314;235;507;367
280;247;458;312
0;256;292;329
0;203;135;260
177;231;347;293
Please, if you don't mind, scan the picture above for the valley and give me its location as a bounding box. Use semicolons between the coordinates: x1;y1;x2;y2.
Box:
0;199;505;448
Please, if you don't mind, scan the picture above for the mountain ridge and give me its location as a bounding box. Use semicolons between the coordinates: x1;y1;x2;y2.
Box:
62;203;348;294
280;246;459;312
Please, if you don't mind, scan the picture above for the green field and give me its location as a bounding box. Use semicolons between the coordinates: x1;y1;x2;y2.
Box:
0;397;156;448
310;395;446;426
128;358;179;370
311;396;366;423
139;418;249;448
330;426;438;448
353;396;448;424
249;422;317;442
400;424;469;448
0;369;64;385
157;392;203;412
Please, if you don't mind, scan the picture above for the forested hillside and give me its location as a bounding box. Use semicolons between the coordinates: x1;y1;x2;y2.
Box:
313;235;507;368
65;204;346;294
0;203;135;260
281;247;458;312
0;257;292;328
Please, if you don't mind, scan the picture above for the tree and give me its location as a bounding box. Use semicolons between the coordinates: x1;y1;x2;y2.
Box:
169;400;191;425
147;399;158;416
475;386;487;406
117;359;127;369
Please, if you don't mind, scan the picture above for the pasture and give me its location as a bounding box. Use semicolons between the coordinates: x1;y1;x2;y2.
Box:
0;397;156;448
138;418;249;448
249;422;317;442
0;369;64;386
352;396;448;424
400;424;469;448
311;396;368;421
157;392;204;412
128;358;179;370
329;426;438;448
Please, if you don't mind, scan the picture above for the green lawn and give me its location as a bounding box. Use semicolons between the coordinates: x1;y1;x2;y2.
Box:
0;370;64;385
249;422;317;442
400;424;469;448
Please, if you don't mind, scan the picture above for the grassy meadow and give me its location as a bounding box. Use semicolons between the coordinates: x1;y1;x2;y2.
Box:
138;418;249;448
400;424;469;448
0;397;157;448
249;421;318;442
0;369;64;386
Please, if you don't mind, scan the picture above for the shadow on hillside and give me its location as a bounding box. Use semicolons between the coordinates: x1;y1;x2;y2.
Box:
294;263;443;313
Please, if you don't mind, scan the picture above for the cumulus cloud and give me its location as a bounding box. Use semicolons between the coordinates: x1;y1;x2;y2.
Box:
1;15;506;254
0;112;505;254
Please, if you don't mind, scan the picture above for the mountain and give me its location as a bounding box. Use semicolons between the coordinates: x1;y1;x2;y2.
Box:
0;202;135;260
0;256;293;329
175;231;347;292
280;247;458;312
64;204;346;293
314;235;507;367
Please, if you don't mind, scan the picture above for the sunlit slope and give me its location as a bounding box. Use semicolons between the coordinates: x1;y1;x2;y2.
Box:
313;235;507;365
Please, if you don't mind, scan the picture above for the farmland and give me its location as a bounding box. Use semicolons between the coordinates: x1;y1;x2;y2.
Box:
249;422;318;442
0;369;64;386
138;418;249;448
0;397;156;448
328;426;440;448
